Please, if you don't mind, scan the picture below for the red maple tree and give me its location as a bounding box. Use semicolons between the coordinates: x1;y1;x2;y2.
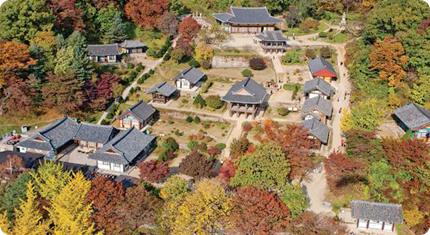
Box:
324;152;366;191
229;186;290;234
87;175;125;235
178;17;201;40
138;159;170;183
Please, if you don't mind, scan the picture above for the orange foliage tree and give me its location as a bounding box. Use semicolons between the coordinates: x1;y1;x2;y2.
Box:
124;0;169;30
369;36;409;86
324;152;366;192
0;155;25;180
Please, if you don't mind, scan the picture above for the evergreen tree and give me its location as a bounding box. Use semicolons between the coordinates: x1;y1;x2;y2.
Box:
104;12;128;43
0;172;33;222
193;94;206;108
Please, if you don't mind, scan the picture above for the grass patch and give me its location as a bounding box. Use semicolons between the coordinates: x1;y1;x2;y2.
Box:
283;21;328;37
326;32;349;44
214;48;259;58
135;29;168;51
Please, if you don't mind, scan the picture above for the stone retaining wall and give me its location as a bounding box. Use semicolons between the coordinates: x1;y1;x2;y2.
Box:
211;56;249;68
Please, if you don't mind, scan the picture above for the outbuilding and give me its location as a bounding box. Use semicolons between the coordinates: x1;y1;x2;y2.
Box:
146;82;178;103
254;30;288;54
87;44;121;63
299;118;329;149
301;95;333;123
119;40;146;54
308;57;337;82
303;78;335;100
172;67;206;91
117;101;157;130
393;103;430;140
351;200;403;232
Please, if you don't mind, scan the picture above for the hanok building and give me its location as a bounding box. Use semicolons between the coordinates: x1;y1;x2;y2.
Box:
17;117;80;156
172;67;207;91
303;78;335;100
213;7;282;34
351;200;403;232
89;128;156;172
393;103;430;140
146;82;178;104
117;101;157;130
254;30;288;54
222;78;269;118
87;44;121;63
119;40;147;54
300;118;329;149
301;96;333;123
308;57;337;83
73;123;118;151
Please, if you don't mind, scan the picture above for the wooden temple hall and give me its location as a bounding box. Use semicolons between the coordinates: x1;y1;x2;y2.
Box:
213;7;282;34
222;78;269;118
254;30;288;53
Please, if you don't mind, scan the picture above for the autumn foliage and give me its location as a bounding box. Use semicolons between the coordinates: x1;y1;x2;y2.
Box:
138;159;170;183
87;175;125;235
324;152;366;192
178;151;214;180
287;211;348;235
125;0;169;29
258;121;314;180
229;187;290;234
178;17;201;40
0;155;25;180
48;0;85;32
369;36;409;86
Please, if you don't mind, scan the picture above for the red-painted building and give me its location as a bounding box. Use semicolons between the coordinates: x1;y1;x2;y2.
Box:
308;57;337;82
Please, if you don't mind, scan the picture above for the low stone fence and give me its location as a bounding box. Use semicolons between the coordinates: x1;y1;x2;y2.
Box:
158;109;232;123
211;56;249;68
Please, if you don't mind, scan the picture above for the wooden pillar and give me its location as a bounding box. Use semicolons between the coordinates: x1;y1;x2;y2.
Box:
392;223;395;232
356;219;359;228
382;222;385;231
366;220;369;229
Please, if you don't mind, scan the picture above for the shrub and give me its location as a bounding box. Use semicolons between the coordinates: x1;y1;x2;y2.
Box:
318;32;327;38
174;129;183;136
168;119;174;124
136;63;145;71
178;151;214;180
320;46;332;58
193;94;206;108
208;146;222;157
200;80;214;93
138;160;170;183
193;116;201;124
146;48;156;57
186;116;193;123
187;140;199;151
216;143;226;150
277;107;290;116
205;95;223;109
149;69;155;75
162;137;179;152
188;59;200;68
101;119;110;125
127;63;134;69
163;53;171;61
137;77;145;84
241;69;254;77
230;136;250;156
201;59;212;69
249;57;266;70
305;48;316;59
242;122;252;132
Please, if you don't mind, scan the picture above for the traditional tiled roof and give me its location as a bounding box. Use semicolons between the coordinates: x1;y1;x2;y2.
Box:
88;128;156;165
146;82;177;97
17;117;80;152
299;118;329;144
118;101;157;122
172;67;206;85
255;30;288;42
303;78;335;97
119;40;146;48
221;78;268;104
351;200;403;224
394;103;430;131
87;44;121;56
74;122;118;144
301;96;333;118
213;7;282;25
308;57;337;76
